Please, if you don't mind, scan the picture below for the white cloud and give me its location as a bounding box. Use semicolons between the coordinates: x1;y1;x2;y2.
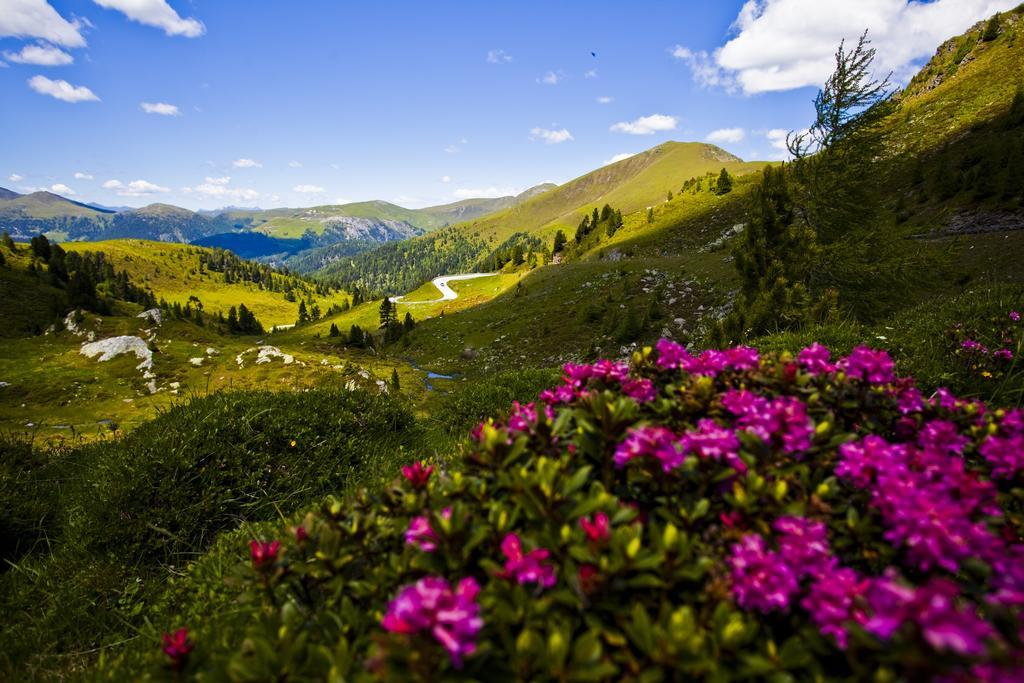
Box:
765;128;806;159
4;43;73;66
530;127;574;144
232;158;261;168
453;186;519;199
140;101;180;116
293;184;324;194
486;49;512;63
93;0;205;38
441;175;451;183
610;114;677;135
596;96;613;104
288;160;302;168
603;152;636;165
330;163;340;170
102;179;170;196
73;171;93;179
50;183;74;195
0;0;87;48
707;127;746;144
333;197;352;205
190;181;258;201
537;70;563;85
444;145;460;154
8;173;24;182
584;69;597;79
28;75;99;102
673;0;1020;95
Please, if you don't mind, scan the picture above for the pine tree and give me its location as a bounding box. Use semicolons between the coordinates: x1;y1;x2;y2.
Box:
329;322;341;337
30;234;51;261
403;312;415;332
716;168;734;195
646;207;654;223
297;300;309;324
391;368;401;392
983;13;1002;41
553;230;567;253
379;297;397;328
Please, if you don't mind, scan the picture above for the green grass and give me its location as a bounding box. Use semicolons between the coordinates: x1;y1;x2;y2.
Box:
62;239;350;328
0;386;421;680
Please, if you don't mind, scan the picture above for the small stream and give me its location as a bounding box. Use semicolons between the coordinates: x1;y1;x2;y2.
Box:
402;357;457;391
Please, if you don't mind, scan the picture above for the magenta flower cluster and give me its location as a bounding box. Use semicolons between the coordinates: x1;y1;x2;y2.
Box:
496;533;557;588
381;576;483;667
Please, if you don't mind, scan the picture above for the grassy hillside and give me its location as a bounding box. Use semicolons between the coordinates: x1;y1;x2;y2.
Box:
62;240;349;328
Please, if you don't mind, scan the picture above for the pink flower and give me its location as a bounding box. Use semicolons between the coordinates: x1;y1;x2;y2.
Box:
161;627;194;670
725;392;814;455
1010;310;1020;322
773;516;835;578
579;512;610;543
866;576;996;657
381;576;482;667
621;377;656;402
994;348;1014;361
402;461;434;489
578;564;601;593
497;533;557;588
979;433;1024;479
405;508;452;552
801;568;868;649
798;343;836;374
961;339;989;354
682;419;744;472
655;338;693;370
841;346;895;384
613;425;685;471
250;539;280;570
728;534;798;613
724;346;761;371
294;525;308;542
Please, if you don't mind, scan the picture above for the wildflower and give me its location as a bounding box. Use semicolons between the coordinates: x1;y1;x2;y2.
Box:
294;525;308;542
979;433;1024;479
1011;311;1021;322
961;339;989;354
682;419;744;472
289;439;297;448
802;567;868;649
579;512;610;543
728;534;798;613
161;627;194;670
774;516;835;578
381;576;482;667
841;346;895;384
798;342;836;374
250;539;280;570
724;346;760;371
654;338;693;370
726;393;814;455
993;348;1013;361
865;576;996;657
836;435;902;489
405;508;452;552
613;425;685;471
401;461;434;489
621;377;656;402
497;533;557;588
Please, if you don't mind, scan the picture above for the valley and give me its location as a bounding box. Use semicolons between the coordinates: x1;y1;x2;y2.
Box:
3;4;1024;681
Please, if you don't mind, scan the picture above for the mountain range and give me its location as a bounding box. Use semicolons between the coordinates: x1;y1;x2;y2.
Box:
0;183;559;260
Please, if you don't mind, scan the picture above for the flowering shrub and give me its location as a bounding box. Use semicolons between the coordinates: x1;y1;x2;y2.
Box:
147;340;1023;681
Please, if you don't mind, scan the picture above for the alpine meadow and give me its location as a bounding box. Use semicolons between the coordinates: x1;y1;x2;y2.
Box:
4;1;1024;681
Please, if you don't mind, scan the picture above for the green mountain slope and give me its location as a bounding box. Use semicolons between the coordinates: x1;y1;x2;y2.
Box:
313;142;766;290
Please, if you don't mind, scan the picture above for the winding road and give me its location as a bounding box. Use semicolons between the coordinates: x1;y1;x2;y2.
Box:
389;273;495;305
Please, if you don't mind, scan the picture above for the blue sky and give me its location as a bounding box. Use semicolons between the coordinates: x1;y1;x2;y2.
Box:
0;0;1016;210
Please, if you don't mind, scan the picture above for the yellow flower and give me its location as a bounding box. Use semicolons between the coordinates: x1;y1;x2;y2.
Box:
290;440;297;447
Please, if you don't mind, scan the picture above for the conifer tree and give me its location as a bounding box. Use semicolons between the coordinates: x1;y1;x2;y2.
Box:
716;168;734;195
390;368;401;392
553;230;567;253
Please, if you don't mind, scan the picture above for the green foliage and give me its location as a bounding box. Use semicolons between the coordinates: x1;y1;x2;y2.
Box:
0;387;421;677
716;168;734;195
434;368;560;436
121;347;1022;681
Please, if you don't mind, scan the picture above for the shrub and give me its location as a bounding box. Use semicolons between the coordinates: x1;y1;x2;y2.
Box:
133;341;1023;681
436;368;560;437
